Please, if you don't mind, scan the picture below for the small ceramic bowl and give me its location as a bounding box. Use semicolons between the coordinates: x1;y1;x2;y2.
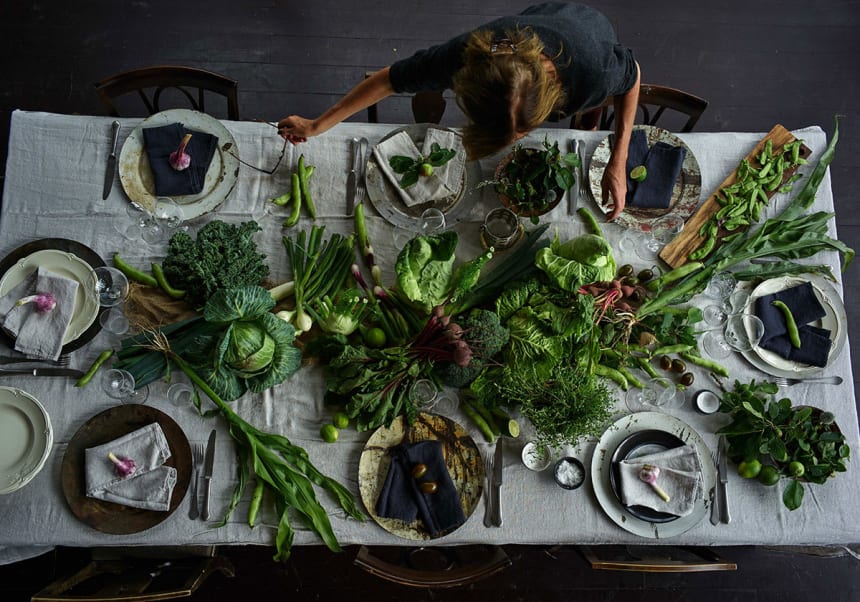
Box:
553;456;586;490
521;441;552;471
694;389;721;415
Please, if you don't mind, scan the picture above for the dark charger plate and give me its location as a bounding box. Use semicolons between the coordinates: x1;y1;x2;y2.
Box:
0;238;107;353
608;429;685;524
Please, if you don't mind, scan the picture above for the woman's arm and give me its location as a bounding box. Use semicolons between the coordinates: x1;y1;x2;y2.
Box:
600;61;641;221
277;67;395;143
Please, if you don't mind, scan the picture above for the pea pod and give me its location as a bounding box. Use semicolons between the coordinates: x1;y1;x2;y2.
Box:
75;349;114;388
461;401;496;443
298;155;316;219
113;253;158;287
646;261;704;290
270;191;291;207
617;366;644;390
248;479;265;527
772;300;802;348
283;172;303;228
151;263;186;299
652;343;693;357
593;364;628;391
678;351;730;378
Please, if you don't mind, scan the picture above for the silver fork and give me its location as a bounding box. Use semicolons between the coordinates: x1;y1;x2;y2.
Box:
709;447;721;525
483;452;494;528
189;442;204;519
773;375;843;386
354;137;369;208
0;353;71;366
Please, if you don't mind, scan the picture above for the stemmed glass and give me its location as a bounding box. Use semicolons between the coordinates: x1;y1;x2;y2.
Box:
153;197;186;239
702;272;739;327
92;266;129;308
394;208;447;250
625;376;683;413
101;368;149;404
635;214;685;260
701;313;765;359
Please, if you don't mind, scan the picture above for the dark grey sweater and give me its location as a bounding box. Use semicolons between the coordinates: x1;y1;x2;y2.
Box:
389;3;637;116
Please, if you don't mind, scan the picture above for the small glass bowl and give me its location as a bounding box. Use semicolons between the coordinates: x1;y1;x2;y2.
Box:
553;456;586;490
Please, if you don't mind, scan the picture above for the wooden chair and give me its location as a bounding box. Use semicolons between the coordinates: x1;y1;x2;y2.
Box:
354;545;510;588
364;71;447;124
31;546;235;601
94;65;240;120
571;84;708;133
579;545;737;573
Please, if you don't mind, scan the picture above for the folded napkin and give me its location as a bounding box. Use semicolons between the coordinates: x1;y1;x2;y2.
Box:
372;128;466;207
142;123;218;196
85;423;177;511
620;129;686;209
755;282;831;367
0;266;79;360
617;444;703;517
375;440;466;537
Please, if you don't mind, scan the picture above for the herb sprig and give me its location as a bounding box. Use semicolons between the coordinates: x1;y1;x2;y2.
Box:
389;143;457;189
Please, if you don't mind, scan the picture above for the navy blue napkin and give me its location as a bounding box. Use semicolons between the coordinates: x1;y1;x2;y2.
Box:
142;123;218;196
375;440;466;537
755;282;831;367
617;129;686;209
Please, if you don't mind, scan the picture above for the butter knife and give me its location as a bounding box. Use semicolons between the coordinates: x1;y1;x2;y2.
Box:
0;367;84;379
346;138;359;216
709;449;721;526
568;139;579;215
201;429;217;520
102;120;120;200
490;439;504;527
718;435;731;524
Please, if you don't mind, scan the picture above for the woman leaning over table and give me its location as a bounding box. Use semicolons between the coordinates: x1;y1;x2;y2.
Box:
278;2;640;220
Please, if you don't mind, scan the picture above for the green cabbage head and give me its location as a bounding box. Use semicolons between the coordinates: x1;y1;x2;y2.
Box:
535;232;616;292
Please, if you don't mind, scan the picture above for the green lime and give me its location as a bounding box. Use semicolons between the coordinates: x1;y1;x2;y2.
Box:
364;327;387;348
320;424;339;443
630;165;648;182
757;465;781;486
332;411;350;429
737;458;762;479
788;461;805;478
419;163;434;177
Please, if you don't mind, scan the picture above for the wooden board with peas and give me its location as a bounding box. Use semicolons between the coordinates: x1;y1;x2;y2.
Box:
659;124;811;268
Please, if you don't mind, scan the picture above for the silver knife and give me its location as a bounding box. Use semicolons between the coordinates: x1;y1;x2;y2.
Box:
346;138;359;216
490;439;504;527
710;446;721;526
102;120;121;200
718;435;731;524
568;139;579;215
201;429;217;520
0;367;85;379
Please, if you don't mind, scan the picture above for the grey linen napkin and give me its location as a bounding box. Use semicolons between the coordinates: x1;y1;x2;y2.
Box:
0;266;79;360
85;423;177;511
372;128;465;207
617;444;703;517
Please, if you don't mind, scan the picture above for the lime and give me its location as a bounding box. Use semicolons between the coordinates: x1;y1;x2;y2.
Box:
332;411;350;429
630;165;648;182
788;461;805;478
419;163;434;177
737;458;762;479
320;424;339;443
364;327;387;348
757;465;781;486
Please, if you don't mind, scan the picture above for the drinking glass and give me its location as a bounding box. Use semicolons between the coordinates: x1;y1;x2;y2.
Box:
99;305;129;335
635;214;685;260
92;266;129;308
625;376;682;413
409;378;438;412
102;368;149;404
704;271;737;300
154;197;186;237
481;207;521;250
394;208;447;249
701;313;765;359
167;382;195;407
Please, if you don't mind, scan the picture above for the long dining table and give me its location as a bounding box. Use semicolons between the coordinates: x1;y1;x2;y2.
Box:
0;109;858;565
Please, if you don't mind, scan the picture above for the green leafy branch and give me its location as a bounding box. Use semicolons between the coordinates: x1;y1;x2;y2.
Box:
389;143;457;188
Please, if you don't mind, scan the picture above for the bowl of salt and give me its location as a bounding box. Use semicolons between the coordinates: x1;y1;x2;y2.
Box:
553;456;585;490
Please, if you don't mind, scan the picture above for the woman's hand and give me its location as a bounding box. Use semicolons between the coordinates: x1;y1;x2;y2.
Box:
277;115;315;144
601;158;627;221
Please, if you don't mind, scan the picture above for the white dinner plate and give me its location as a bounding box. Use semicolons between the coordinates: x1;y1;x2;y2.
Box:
118;108;239;218
743;274;847;377
587;125;702;232
0;386;53;494
0;249;99;344
591;412;716;539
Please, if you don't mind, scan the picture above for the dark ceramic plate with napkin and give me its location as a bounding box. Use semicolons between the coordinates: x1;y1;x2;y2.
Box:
358;412;483;540
744;275;846;377
587;125;702;233
61;404;192;534
0;238;106;355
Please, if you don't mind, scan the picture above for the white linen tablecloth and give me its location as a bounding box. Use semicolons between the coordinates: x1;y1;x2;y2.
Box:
0;110;857;564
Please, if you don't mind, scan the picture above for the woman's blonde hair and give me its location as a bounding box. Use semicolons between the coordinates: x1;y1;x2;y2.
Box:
453;27;565;159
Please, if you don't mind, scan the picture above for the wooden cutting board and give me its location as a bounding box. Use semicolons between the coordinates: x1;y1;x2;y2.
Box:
659;124;812;268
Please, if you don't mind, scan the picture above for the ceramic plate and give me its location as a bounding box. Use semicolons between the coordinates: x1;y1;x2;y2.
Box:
358;412;483;540
61;404;192;534
0;387;53;494
591;412;716;538
608;429;687;524
118;108;239;218
743;275;847;377
0;249;99;345
588;125;701;232
365;125;481;230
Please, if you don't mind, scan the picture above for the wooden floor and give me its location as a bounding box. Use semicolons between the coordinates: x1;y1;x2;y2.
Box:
1;0;860;598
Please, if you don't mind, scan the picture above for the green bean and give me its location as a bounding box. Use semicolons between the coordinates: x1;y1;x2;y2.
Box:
636;356;660;379
618;366;644;390
678;351;729;378
283;172;302;228
75;349;114;388
772;300;802;348
652;344;693;357
594;364;628;391
248;479;265;527
462;402;496;443
646;262;704;290
113;253;158;287
151;263;186;299
298;155;316;220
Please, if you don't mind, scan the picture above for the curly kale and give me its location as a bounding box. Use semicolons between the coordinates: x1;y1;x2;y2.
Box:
435;308;510;388
162;220;269;308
